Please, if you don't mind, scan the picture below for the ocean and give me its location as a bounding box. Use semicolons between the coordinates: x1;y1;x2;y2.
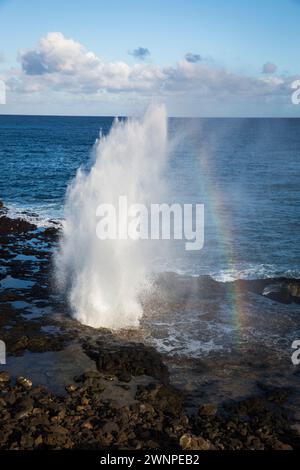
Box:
1;112;300;400
0;115;299;281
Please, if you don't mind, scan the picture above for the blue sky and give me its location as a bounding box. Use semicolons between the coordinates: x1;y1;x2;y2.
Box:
0;0;300;116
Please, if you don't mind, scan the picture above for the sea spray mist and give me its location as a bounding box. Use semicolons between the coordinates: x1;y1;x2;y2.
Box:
55;104;168;329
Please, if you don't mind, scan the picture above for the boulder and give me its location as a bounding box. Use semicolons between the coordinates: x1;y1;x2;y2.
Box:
180;433;211;450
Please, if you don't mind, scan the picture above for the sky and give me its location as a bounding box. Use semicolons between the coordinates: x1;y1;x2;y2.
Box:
1;0;300;116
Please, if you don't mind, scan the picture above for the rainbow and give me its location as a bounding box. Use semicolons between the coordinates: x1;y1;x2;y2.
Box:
196;146;247;335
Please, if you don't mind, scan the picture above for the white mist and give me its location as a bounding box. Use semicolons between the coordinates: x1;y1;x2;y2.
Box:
55;104;168;329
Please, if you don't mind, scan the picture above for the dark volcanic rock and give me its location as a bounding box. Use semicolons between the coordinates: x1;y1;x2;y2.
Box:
14;396;34;419
0;371;10;383
190;392;298;450
0;361;299;450
262;284;291;304
84;341;169;383
0;215;36;234
236;277;300;305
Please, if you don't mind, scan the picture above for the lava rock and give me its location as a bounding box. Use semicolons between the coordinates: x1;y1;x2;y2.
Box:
0;215;36;234
180;433;211;450
262;284;291;304
16;376;33;390
198;404;218;417
0;372;10;383
14;397;34;419
92;342;169;382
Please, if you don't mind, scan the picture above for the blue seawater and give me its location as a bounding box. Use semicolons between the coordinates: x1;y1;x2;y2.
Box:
0;115;299;280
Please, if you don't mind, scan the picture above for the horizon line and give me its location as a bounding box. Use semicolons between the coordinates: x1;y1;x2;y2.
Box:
1;113;300;119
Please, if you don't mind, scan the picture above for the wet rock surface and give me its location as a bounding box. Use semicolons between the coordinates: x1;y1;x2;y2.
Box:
0;370;299;450
84;340;169;383
1;206;300;449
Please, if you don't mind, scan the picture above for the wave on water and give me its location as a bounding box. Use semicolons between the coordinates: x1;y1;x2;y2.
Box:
210;263;300;282
2;203;62;229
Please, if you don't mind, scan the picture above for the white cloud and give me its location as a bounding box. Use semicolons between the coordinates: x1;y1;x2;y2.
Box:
16;33;163;93
2;32;298;115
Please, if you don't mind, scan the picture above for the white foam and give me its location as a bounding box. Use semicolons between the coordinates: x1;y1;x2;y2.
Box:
3;202;61;229
55;104;168;329
210;263;300;282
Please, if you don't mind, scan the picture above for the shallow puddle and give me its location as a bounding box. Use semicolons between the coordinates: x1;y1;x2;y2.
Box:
0;275;35;290
0;344;97;395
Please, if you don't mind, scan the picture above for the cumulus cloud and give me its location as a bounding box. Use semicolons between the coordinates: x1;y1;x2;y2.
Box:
2;31;294;113
17;33;162;93
129;47;150;61
21;32;102;76
262;62;277;74
185;53;201;63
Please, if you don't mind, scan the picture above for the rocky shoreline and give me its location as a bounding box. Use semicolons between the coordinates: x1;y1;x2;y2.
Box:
0;353;299;450
1;203;300;450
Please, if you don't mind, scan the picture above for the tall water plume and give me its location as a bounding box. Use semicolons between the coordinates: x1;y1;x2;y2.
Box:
55;104;168;329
